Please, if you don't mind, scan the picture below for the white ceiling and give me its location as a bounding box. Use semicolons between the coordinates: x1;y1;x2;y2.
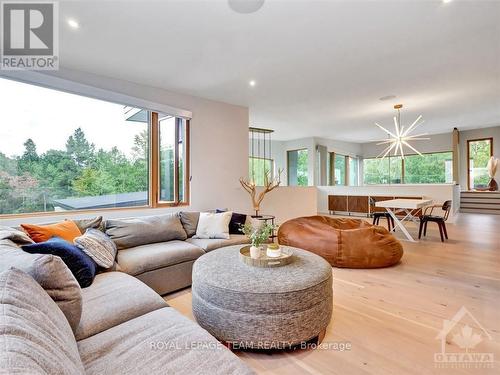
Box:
59;0;500;142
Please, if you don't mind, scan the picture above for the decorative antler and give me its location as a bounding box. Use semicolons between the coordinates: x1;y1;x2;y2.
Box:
240;169;282;216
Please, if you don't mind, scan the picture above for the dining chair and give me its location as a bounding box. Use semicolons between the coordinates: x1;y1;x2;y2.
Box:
369;197;395;231
418;200;452;242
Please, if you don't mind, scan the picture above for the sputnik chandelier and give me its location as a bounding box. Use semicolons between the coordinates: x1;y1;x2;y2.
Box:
375;104;429;159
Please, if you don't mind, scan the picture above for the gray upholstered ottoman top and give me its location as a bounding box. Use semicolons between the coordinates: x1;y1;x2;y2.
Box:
192;245;331;294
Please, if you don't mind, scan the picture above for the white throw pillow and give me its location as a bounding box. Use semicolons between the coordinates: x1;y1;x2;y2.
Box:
194;212;232;239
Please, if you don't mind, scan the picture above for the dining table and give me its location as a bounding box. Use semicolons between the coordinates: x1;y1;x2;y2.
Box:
375;198;433;242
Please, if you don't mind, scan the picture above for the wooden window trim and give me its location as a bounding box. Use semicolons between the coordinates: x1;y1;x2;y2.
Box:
150;111;159;208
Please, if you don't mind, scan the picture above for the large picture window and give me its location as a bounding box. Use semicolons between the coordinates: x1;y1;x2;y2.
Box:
0;77;189;216
363;152;452;185
404;152;453;184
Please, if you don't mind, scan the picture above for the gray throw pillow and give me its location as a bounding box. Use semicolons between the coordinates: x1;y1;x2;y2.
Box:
73;216;104;233
179;211;200;237
0;268;85;375
74;229;117;269
0;225;34;244
105;213;188;250
0;239;82;332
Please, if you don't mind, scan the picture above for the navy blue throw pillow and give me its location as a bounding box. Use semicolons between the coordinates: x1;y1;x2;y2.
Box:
216;209;247;235
22;237;97;288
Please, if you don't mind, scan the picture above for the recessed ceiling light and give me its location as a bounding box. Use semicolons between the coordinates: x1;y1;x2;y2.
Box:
249;80;256;87
229;0;265;14
379;95;396;101
443;0;453;3
67;19;79;29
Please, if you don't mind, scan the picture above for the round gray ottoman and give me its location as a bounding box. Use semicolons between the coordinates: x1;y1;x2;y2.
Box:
192;245;333;349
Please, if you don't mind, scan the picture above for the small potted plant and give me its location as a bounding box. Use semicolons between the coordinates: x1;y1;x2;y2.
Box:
240;223;276;259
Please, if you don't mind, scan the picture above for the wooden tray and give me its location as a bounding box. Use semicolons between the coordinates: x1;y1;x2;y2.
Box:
239;246;294;268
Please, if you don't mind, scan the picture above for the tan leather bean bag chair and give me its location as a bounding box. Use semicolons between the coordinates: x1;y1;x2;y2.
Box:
278;216;403;268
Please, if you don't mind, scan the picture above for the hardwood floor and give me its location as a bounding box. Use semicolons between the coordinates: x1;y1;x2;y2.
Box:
165;213;500;374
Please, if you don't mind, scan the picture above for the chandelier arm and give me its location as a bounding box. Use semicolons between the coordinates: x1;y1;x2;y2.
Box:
375;123;398;138
402;140;423;156
393;116;400;137
394;141;400;156
399;141;405;159
402;116;423;137
377;143;394;158
379;142;397;159
404;137;430;141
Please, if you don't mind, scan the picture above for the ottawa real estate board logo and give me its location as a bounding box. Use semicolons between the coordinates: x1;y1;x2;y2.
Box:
435;306;494;369
1;1;58;70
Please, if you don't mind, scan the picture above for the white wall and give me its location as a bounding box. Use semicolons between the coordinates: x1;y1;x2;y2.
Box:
315;137;362;157
253;187;317;225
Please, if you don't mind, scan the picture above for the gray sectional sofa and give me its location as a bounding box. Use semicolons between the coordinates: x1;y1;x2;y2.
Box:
0;211;254;375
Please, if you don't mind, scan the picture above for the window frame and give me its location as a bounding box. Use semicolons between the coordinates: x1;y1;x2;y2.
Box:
0;81;190;218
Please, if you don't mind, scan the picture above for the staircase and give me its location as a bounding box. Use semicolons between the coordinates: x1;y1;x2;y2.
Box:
460;191;500;215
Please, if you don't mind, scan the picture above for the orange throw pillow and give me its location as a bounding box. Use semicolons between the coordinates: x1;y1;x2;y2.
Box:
21;220;82;243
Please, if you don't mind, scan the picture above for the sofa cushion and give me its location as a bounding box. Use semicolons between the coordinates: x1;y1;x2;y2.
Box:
0;225;34;244
105;213;187;249
78;307;254;375
74;216;104;233
22;237;98;288
0;239;82;332
186;234;250;252
116;240;205;276
0;268;85;375
75;228;117;269
179;211;200;237
75;272;167;341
